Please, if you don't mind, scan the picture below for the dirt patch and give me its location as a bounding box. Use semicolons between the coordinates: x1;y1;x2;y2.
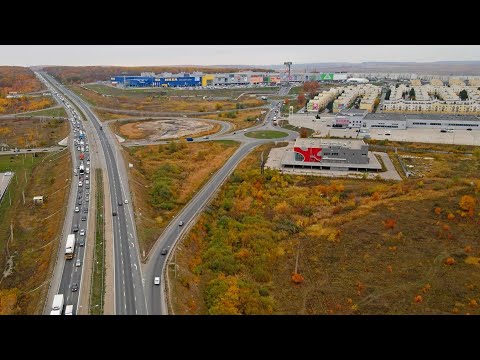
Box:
118;119;214;141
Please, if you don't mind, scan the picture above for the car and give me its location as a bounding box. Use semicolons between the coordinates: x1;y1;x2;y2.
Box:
86;185;90;189
83;208;88;213
79;238;85;247
467;128;472;131
81;215;87;221
118;201;123;206
80;229;85;236
27;149;32;152
75;259;82;267
86;191;89;196
233;132;236;135
124;199;128;204
179;221;184;226
78;181;83;187
75;206;80;213
154;277;160;285
112;211;117;216
161;248;168;255
243;129;247;132
72;224;79;232
78;200;82;205
71;283;78;292
78;194;82;199
203;136;209;139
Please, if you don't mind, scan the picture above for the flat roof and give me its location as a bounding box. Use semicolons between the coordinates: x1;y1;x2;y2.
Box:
294;138;366;150
365;113;480;122
337;108;368;115
281;151;381;170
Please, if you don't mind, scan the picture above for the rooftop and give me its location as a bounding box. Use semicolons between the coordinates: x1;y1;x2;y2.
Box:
295;138;366;150
365;113;480;122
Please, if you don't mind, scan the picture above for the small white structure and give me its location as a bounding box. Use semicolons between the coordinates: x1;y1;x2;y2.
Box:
33;196;44;205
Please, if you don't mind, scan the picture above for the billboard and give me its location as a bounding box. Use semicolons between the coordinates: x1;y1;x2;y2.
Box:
314;73;348;81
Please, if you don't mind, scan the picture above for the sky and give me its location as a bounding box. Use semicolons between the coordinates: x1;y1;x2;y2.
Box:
1;45;479;66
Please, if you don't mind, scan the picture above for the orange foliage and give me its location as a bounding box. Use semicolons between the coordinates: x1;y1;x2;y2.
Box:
384;218;397;230
459;195;476;216
414;295;423;303
421;284;431;293
465;245;473;253
291;273;304;284
445;257;456;265
469;299;478;307
442;224;450;232
447;213;455;220
434;207;442;215
386;265;393;273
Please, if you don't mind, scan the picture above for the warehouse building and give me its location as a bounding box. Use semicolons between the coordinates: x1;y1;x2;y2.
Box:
280;138;381;172
362;113;480;130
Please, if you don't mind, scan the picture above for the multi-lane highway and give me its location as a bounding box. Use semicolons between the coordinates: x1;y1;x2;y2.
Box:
38;74;93;315
41;73;147;315
145;99;299;314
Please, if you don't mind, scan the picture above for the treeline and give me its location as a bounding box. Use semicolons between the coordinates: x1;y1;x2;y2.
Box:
44;66;272;84
0;66;43;97
0;97;54;114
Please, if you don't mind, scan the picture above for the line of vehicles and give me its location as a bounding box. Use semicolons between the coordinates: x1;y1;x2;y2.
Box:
42;79;92;315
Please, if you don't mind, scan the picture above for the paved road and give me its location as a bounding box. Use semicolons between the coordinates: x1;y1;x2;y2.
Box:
42;73;147;315
145;99;299;314
0;146;64;156
37;73;94;315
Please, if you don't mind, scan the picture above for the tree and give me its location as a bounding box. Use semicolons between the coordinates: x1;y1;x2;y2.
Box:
291;273;304;284
299;128;309;138
459;89;469;101
384;218;396;230
303;81;320;99
459;195;476;216
385;89;391;100
409;88;416;100
297;94;306;107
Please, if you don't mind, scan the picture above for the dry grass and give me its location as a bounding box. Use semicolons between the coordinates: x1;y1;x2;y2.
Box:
197;109;267;130
93;109;140;122
71;84;264;113
0;117;69;148
170;143;480;315
124;141;240;258
0;150;72;314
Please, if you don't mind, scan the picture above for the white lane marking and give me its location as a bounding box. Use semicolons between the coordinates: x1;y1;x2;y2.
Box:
133;263;137;270
131;241;134;247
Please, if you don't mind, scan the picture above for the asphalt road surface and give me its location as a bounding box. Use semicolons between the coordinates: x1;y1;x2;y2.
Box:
41;73;147;315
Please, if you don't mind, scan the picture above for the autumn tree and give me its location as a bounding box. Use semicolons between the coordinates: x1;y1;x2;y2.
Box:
299;128;309;138
291;273;304;284
297;94;307;108
303;81;320;98
459;195;476;216
384;218;397;230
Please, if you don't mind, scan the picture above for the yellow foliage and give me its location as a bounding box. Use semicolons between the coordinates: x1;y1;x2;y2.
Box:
274;201;290;214
464;256;480;266
447;213;455;220
459;195;476;212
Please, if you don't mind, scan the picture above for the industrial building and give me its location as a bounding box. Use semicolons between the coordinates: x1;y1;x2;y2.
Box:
333;111;480;130
280;138;381;172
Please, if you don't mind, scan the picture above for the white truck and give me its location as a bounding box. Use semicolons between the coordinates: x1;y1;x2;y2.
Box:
65;234;76;260
50;294;64;315
65;305;74;315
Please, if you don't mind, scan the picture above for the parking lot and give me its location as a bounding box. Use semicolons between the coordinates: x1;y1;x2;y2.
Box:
288;114;480;146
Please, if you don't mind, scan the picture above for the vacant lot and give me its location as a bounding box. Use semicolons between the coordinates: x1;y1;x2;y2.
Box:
0;150;71;314
0;117;69;148
93;109;140;122
19;107;67;118
85;83;279;99
112;119;215;141
170;143;480;315
125;140;240;257
197;109;267;131
70;84;265;113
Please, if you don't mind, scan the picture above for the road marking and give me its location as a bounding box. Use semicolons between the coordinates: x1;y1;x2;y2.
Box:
131;241;134;247
134;263;137;270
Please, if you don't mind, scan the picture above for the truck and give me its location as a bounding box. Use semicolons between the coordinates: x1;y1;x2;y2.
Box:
65;234;76;259
65;305;74;315
79;164;85;175
50;294;64;315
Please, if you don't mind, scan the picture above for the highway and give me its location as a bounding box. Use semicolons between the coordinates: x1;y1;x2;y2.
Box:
145;98;299;314
41;73;147;315
37;74;93;315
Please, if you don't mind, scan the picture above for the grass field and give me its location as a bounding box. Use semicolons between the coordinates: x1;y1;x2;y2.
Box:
169;142;480;315
0;149;71;314
197;109;267;131
84;83;279;99
245;130;288;139
69;84;265;113
17;107;68;118
124;141;240;257
90;169;105;315
0;117;69;148
93;109;140;122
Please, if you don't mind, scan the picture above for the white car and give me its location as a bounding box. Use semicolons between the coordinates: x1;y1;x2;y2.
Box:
124;199;128;204
75;206;80;213
78;181;83;187
154;277;160;285
80;229;85;236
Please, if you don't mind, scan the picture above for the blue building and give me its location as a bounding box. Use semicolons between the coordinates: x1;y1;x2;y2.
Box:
112;74;202;88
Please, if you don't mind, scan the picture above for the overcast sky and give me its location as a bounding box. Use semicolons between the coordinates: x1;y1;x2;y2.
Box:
1;45;479;66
